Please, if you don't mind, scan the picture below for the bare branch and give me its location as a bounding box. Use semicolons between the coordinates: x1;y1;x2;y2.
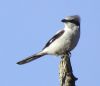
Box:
59;54;78;86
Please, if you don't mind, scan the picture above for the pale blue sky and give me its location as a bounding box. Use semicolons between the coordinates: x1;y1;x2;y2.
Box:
0;0;100;86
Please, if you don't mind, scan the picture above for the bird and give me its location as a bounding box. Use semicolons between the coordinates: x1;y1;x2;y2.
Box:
17;15;80;65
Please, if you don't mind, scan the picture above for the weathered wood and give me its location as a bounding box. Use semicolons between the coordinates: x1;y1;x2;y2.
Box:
59;54;78;86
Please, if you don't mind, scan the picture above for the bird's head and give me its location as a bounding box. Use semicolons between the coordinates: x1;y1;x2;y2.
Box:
61;15;80;26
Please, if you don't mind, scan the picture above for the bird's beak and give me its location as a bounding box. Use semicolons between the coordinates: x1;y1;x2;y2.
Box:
61;19;67;22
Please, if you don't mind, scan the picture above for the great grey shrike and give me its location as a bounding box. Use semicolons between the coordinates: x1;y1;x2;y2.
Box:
17;15;80;65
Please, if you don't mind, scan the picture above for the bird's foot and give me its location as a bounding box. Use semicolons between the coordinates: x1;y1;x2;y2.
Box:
61;51;71;59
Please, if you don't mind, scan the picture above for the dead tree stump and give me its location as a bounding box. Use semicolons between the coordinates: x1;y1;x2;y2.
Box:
59;54;78;86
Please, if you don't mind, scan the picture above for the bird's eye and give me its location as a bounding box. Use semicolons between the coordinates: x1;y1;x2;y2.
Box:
67;20;79;26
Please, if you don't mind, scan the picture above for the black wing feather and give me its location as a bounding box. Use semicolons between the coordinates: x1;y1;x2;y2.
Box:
43;30;64;49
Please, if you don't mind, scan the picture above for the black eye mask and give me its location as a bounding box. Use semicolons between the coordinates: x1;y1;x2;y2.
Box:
61;19;80;26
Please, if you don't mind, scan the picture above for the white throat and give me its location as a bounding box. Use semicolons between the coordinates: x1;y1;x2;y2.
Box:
64;22;78;31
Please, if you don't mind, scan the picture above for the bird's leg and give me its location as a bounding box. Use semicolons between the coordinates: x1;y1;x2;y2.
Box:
65;51;71;58
61;51;71;59
67;51;71;58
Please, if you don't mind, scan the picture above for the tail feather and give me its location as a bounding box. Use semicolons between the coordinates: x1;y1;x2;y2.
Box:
17;52;46;65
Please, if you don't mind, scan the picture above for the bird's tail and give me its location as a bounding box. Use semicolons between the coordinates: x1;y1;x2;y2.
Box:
16;51;46;65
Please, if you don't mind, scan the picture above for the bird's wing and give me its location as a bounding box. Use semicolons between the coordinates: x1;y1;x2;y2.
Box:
43;29;64;49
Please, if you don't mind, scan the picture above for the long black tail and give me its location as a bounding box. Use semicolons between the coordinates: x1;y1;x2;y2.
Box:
17;52;46;65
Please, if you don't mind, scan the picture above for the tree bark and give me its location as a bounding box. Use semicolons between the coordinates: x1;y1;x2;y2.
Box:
59;54;78;86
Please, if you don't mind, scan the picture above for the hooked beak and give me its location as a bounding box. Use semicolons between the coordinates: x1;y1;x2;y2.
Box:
61;19;67;23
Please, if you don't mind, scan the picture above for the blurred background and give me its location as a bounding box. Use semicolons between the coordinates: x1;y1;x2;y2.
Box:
0;0;100;86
